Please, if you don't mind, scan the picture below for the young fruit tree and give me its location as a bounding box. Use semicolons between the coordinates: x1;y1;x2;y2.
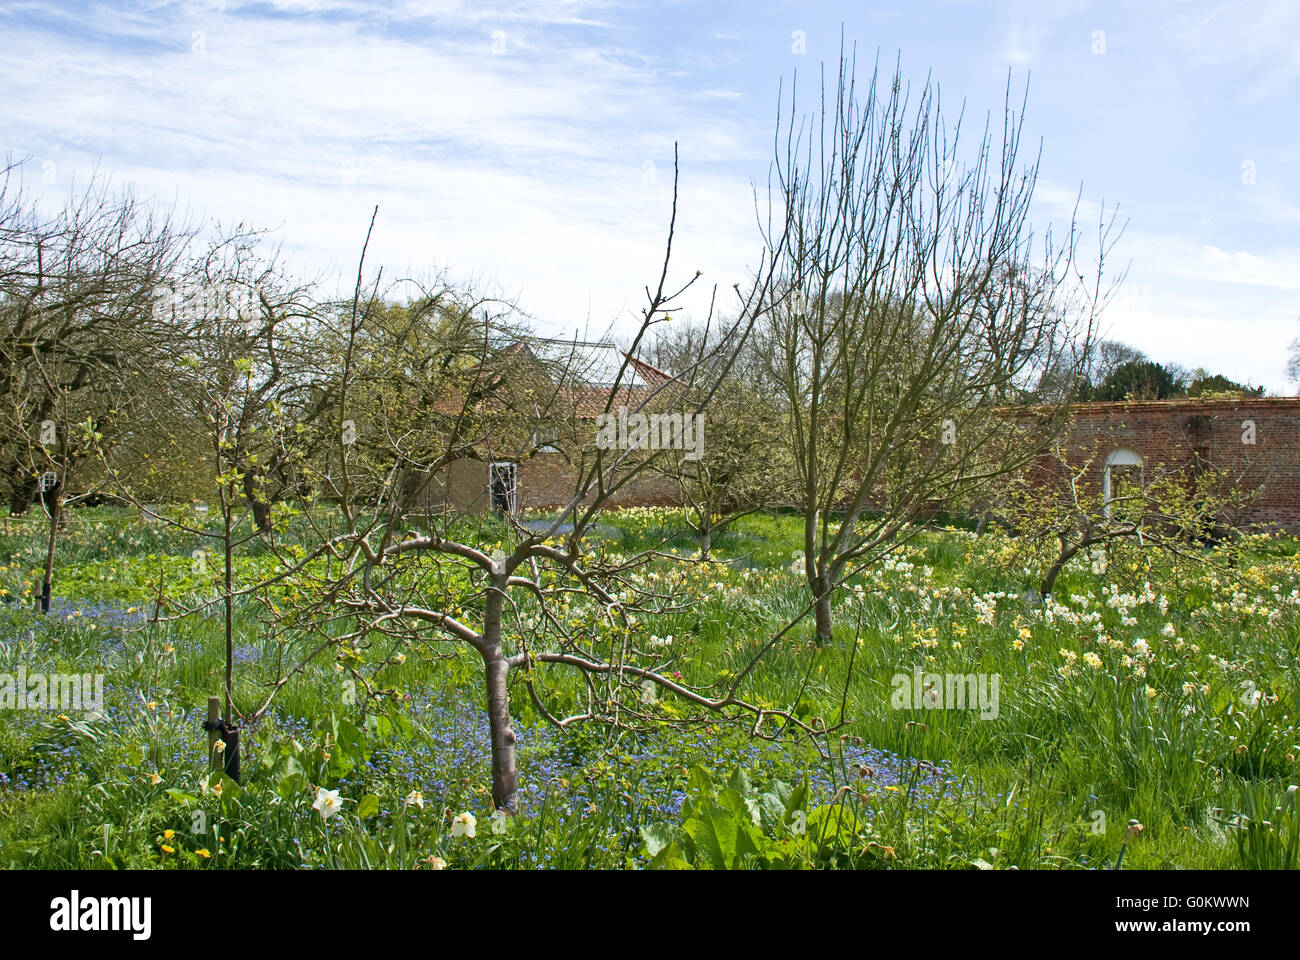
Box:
250;158;876;812
993;440;1260;598
84;228;328;766
0;162;190;608
757;50;1120;641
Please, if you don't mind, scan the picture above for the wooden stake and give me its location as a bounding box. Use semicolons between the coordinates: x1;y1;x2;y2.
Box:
207;696;220;773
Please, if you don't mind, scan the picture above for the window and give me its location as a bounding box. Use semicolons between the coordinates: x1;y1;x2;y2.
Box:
1103;449;1143;521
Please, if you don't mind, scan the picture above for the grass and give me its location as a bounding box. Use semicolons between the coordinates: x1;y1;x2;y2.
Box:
0;505;1297;869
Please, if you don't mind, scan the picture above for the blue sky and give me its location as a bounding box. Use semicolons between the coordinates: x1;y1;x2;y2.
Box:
3;0;1298;391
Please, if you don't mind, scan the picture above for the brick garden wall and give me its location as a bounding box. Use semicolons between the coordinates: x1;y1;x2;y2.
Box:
423;398;1300;531
1034;398;1300;533
517;452;679;510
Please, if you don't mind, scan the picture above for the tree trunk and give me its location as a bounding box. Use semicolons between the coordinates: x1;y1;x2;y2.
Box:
482;589;518;811
250;496;272;534
812;573;833;644
8;473;37;516
1040;541;1083;598
243;469;273;533
699;523;712;559
222;492;235;721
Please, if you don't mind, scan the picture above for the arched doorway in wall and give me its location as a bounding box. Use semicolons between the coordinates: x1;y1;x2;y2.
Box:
1103;449;1143;520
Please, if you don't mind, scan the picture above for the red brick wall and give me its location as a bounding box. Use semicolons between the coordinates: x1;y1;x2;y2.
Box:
423;398;1300;531
1035;398;1300;532
519;453;680;510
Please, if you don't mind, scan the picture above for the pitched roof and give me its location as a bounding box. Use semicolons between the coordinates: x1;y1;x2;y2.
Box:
435;337;679;420
511;337;675;390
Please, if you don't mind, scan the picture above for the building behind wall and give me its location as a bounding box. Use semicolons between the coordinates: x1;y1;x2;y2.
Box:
429;451;681;516
414;342;1300;533
413;338;684;519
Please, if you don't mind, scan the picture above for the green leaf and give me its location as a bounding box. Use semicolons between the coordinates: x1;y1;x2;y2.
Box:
647;841;693;870
683;800;762;869
682;805;732;869
641;823;681;857
356;794;380;819
783;781;809;823
208;773;241;803
271;750;305;780
274;772;305;800
687;765;714;797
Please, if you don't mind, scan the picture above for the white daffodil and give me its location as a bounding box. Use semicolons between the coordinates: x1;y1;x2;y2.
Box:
405;790;425;809
312;787;343;822
451;811;477;838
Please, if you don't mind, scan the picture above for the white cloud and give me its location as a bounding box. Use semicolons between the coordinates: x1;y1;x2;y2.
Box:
4;0;1296;389
1193;246;1300;292
1;0;765;338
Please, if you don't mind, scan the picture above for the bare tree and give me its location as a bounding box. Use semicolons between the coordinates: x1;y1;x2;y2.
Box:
1285;321;1300;388
994;441;1258;597
1086;339;1147;391
86;228;326;756
757;49;1118;641
242;156;850;812
0;160;192;614
0;160;190;515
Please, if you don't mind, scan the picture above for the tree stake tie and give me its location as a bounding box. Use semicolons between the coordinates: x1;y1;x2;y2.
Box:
204;696;241;783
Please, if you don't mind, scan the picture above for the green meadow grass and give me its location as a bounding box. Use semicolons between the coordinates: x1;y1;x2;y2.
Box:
0;506;1296;869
